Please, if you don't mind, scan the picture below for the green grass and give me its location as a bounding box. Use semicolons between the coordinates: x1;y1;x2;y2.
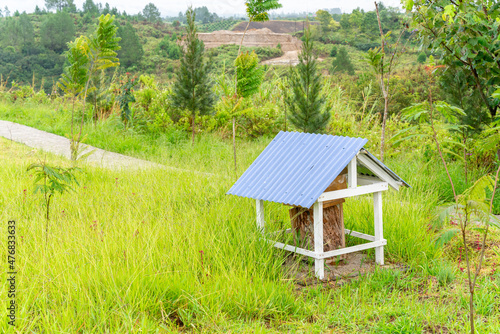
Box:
1;101;500;332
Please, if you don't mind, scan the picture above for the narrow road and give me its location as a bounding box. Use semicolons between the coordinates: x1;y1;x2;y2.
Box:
0;120;161;170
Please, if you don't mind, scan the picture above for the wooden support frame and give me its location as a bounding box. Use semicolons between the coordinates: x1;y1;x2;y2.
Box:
348;157;357;189
318;182;388;202
313;201;324;279
256;199;264;232
255;178;387;280
357;153;401;190
373;191;384;264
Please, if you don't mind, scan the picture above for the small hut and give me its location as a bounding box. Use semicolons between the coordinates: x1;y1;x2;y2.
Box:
227;131;409;279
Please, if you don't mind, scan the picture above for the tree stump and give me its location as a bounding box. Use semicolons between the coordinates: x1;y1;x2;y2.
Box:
289;170;347;254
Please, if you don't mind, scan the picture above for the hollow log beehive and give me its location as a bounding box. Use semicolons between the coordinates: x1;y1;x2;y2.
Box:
290;169;347;253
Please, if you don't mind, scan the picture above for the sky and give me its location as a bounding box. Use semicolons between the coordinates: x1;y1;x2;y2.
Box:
4;0;403;17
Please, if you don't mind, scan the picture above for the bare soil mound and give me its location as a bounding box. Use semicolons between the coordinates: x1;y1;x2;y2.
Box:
232;20;317;34
198;28;302;52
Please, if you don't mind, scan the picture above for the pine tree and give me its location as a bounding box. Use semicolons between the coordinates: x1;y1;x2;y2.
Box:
286;26;330;133
40;11;75;52
331;46;355;75
171;7;214;145
117;22;143;68
142;3;161;23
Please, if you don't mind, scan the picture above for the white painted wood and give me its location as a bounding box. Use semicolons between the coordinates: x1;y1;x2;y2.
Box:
344;229;375;241
256;199;265;233
270;241;319;258
357;175;381;186
373;191;384;265
348;157;357;189
268;238;387;260
318;182;388;202
313;201;324;279
269;228;293;237
316;239;387;259
357;153;400;190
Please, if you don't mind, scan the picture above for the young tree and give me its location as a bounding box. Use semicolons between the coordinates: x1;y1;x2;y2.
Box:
405;0;500;118
58;14;121;160
27;161;80;241
142;3;161;22
331;46;355;75
40;11;75;52
286;26;330;133
117;22;144;68
238;0;282;55
226;0;281;176
171;7;214;145
401;64;500;334
364;1;405;162
229;51;265;178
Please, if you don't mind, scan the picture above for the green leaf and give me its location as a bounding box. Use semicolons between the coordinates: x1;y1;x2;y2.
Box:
434;229;459;247
405;0;414;12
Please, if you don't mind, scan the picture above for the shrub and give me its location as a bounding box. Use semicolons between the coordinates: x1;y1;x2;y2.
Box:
330;46;337;57
417;52;427;64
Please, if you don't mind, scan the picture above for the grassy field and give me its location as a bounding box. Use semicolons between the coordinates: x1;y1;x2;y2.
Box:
1;101;500;332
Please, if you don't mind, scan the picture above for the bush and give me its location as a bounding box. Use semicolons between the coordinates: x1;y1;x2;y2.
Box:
330;46;337;57
417;52;427;63
156;37;181;60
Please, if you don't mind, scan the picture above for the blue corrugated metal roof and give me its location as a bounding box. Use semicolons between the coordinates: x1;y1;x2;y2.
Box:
360;148;411;188
227;131;368;208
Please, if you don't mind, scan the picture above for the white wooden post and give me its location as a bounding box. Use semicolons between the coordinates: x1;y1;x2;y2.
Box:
313;201;324;279
373;191;384;265
348;156;357;189
256;199;265;233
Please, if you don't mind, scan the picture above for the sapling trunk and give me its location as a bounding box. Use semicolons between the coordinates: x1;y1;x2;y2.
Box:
233;117;237;180
192;115;195;146
46;194;51;246
375;2;388;162
374;1;405;162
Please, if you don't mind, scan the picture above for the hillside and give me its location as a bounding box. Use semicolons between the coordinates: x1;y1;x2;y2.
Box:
232;20;318;33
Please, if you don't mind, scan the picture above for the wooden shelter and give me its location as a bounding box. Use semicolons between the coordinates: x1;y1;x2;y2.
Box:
228;132;409;279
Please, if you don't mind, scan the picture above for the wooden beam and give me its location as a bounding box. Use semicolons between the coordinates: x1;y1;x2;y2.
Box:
348;157;357;189
269;238;386;260
318;182;388;202
357;153;400;190
316;239;387;259
313;201;324;279
374;191;384;265
270;241;319;258
344;229;375;241
256;199;265;233
357;175;381;186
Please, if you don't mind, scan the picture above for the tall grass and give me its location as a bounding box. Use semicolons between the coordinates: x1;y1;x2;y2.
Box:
1;99;500;331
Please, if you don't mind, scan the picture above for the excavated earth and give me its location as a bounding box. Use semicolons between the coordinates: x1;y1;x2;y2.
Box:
198;28;302;52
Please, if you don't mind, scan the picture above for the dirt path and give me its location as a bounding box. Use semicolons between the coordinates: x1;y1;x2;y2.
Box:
262;50;300;66
0;120;163;170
